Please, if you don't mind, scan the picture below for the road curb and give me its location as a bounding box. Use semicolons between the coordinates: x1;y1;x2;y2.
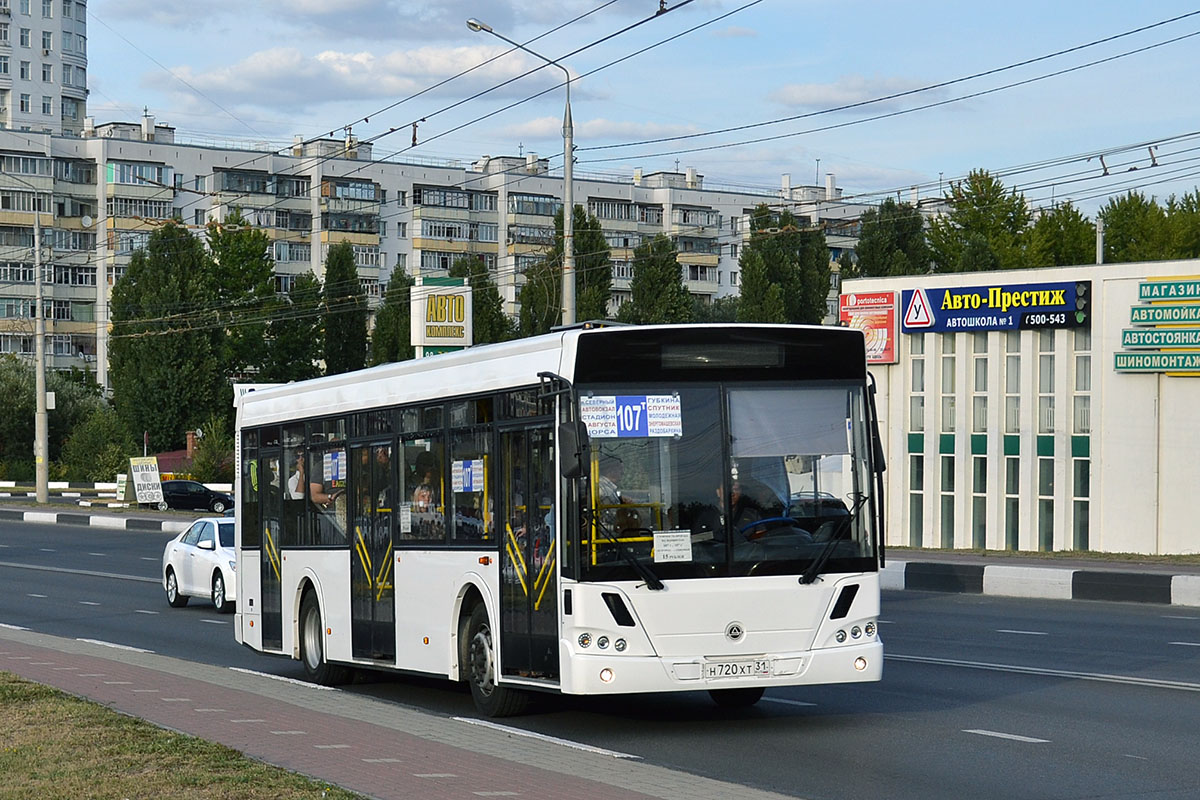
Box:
886;560;1200;607
1;508;190;534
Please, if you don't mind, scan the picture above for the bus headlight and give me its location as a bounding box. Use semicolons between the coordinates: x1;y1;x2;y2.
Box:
578;633;592;648
864;621;876;637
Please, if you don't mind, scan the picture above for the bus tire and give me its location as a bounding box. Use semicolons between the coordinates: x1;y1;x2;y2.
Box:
299;591;351;686
708;687;765;708
466;604;529;717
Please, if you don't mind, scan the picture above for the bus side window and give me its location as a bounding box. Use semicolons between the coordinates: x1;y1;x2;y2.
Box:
401;437;445;542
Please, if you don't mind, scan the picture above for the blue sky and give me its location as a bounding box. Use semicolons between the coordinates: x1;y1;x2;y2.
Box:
87;1;1200;215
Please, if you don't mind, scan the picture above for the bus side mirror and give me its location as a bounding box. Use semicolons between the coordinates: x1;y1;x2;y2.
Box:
558;421;589;479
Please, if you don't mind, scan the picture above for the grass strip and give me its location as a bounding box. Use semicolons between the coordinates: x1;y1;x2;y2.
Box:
0;672;363;800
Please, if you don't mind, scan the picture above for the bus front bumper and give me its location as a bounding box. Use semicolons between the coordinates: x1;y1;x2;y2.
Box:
557;640;883;696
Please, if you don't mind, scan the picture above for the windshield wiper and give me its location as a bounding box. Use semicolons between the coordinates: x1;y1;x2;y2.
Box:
799;493;869;585
585;511;665;591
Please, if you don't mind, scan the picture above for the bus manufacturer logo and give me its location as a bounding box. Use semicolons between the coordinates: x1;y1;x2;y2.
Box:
725;622;745;641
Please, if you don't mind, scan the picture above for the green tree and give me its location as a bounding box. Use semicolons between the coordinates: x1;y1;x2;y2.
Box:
109;222;225;453
692;294;740;323
322;242;368;375
191;412;235;483
736;249;787;323
854;198;930;277
1166;190;1200;259
742;204;831;324
1098;191;1170;264
1026;202;1096;267
369;269;415;365
837;251;859;280
618;235;692;324
927;170;1031;272
449;256;515;345
518;257;562;337
206;211;275;378
0;355;106;480
261;272;323;382
61;405;137;483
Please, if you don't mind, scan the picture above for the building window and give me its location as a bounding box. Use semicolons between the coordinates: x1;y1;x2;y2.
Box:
1073;327;1091;435
19;0;29;15
0;24;8;44
19;93;30;113
41;62;51;81
41;95;50;115
940;334;955;433
1072;458;1090;550
41;30;50;51
41;0;50;16
0;56;8;75
19;60;29;79
1005;456;1020;550
972;455;987;549
19;28;29;48
909;336;925;433
1038;457;1054;551
939;455;955;548
1038;330;1055;434
909;454;924;547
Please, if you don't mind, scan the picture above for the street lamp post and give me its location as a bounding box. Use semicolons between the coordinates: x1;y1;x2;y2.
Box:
467;18;575;326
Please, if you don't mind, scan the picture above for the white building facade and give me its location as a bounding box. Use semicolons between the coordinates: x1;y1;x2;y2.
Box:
0;0;88;136
844;260;1200;556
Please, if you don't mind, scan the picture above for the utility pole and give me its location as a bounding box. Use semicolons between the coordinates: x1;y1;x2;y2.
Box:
33;196;48;503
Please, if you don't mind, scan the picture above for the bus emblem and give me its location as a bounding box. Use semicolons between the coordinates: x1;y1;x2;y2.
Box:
725;622;745;641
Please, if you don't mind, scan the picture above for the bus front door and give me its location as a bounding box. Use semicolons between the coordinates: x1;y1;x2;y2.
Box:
498;427;559;683
260;450;283;650
349;443;396;662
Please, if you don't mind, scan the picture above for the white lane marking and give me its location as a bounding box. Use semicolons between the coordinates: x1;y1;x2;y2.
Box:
39;548;55;552
0;623;30;631
229;719;266;723
104;681;133;685
887;653;1200;692
76;638;154;654
228;666;337;690
474;793;520;797
964;729;1050;743
1163;615;1200;620
51;667;76;671
454;717;641;759
161;698;192;702
27;594;46;598
763;697;817;708
200;619;227;625
414;773;458;778
194;709;228;713
79;601;101;606
1168;641;1200;647
996;629;1048;636
270;730;307;735
877;619;894;624
362;758;403;763
30;662;54;665
314;744;351;749
89;553;107;557
134;610;158;615
1124;754;1149;760
0;560;159;584
131;689;159;693
141;557;157;562
7;655;32;659
77;673;105;677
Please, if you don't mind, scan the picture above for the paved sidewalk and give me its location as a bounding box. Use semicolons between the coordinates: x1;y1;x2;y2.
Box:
0;627;795;800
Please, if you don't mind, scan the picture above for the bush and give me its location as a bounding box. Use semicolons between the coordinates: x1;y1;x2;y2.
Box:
61;406;137;484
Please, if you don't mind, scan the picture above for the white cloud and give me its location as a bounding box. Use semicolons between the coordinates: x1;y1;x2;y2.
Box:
145;44;560;112
770;75;937;112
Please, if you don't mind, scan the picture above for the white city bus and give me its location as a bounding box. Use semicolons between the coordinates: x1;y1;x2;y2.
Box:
233;323;886;716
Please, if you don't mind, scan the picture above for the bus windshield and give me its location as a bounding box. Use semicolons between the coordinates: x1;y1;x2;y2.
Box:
576;381;877;582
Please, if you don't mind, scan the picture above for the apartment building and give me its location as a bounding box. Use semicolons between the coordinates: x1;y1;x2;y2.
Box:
0;0;88;136
0;115;867;391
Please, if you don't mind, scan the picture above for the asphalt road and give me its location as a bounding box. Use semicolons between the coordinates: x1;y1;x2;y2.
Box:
2;518;1198;800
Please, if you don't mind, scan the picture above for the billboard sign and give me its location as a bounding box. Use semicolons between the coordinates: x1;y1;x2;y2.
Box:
900;280;1090;334
839;291;898;364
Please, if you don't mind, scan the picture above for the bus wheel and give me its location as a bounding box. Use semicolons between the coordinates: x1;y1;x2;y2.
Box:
708;687;765;708
466;604;529;717
299;592;351;686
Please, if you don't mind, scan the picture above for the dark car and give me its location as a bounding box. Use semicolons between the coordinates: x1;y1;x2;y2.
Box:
158;480;234;514
788;490;850;532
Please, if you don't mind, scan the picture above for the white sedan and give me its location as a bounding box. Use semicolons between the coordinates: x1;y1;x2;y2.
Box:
162;517;237;613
